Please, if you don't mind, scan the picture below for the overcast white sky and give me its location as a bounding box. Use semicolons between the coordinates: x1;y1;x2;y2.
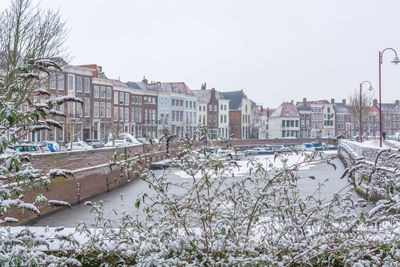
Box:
3;0;400;108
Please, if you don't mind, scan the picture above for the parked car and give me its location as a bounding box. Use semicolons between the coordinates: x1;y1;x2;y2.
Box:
14;144;47;154
66;141;93;151
137;138;150;144
120;133;141;145
104;139;130;148
84;139;104;149
395;132;400;141
39;141;60;152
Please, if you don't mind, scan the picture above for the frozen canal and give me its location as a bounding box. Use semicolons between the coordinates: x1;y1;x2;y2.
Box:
28;152;361;227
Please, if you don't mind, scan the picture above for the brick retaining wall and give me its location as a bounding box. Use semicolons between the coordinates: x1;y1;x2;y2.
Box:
7;138;329;225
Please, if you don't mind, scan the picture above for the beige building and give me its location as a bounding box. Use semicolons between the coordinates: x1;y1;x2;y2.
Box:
322;100;336;138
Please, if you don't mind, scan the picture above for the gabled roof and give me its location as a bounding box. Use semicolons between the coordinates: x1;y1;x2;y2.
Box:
221;90;247;110
126;81;153;91
160;82;194;96
296;103;311;112
297;100;329;105
271;102;299;118
112;80;128;87
192;90;212;104
333;103;350;114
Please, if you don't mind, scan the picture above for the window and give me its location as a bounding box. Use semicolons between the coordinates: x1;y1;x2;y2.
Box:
113;107;118;121
186;101;188;108
295;120;299;127
75;123;82;141
84;77;90;93
172;111;175;121
94;85;99;98
106;87;111;99
194;102;196;109
68;102;75;117
93;102;99;117
76;76;82;92
125;93;129;105
68;74;74;91
199;106;201;111
282;120;285;127
50;73;56;89
119;107;124;121
84;98;90;117
100;86;105;98
180;111;183;121
100;102;105;118
120;92;124;105
57;74;64;90
77;100;82;117
106;103;111;118
125;108;129;122
114;92;118;105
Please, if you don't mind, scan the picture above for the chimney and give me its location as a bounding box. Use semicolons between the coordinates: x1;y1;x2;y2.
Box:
373;99;378;107
331;98;335;104
342;99;346;105
396;100;400;106
291;100;294;104
98;66;103;71
303;98;307;106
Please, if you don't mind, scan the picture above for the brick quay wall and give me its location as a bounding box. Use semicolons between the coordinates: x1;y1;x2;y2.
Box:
7;138;329;225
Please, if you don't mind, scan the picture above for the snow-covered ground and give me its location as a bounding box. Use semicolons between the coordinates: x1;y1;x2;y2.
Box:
174;153;321;179
29;151;356;228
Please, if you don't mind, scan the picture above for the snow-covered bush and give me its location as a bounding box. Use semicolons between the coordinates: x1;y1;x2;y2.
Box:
0;59;80;265
59;133;399;266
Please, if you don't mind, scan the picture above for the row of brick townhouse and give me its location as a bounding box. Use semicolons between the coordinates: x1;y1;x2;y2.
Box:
259;97;400;140
21;60;400;144
24;62;251;144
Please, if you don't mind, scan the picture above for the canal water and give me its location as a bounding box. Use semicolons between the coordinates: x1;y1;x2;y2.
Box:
28;152;361;227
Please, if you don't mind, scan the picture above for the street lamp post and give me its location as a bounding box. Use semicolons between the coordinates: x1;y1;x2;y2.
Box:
359;81;373;143
378;48;400;147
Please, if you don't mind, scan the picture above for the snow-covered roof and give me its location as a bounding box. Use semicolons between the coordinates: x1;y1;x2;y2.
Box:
333;103;350;114
270;102;299;118
160;82;194;96
192;90;212;104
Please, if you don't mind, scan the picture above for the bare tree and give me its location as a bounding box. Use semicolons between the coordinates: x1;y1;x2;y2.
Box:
0;0;69;98
348;88;373;138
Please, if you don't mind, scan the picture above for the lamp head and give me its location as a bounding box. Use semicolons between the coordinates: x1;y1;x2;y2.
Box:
368;85;373;91
391;56;400;64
